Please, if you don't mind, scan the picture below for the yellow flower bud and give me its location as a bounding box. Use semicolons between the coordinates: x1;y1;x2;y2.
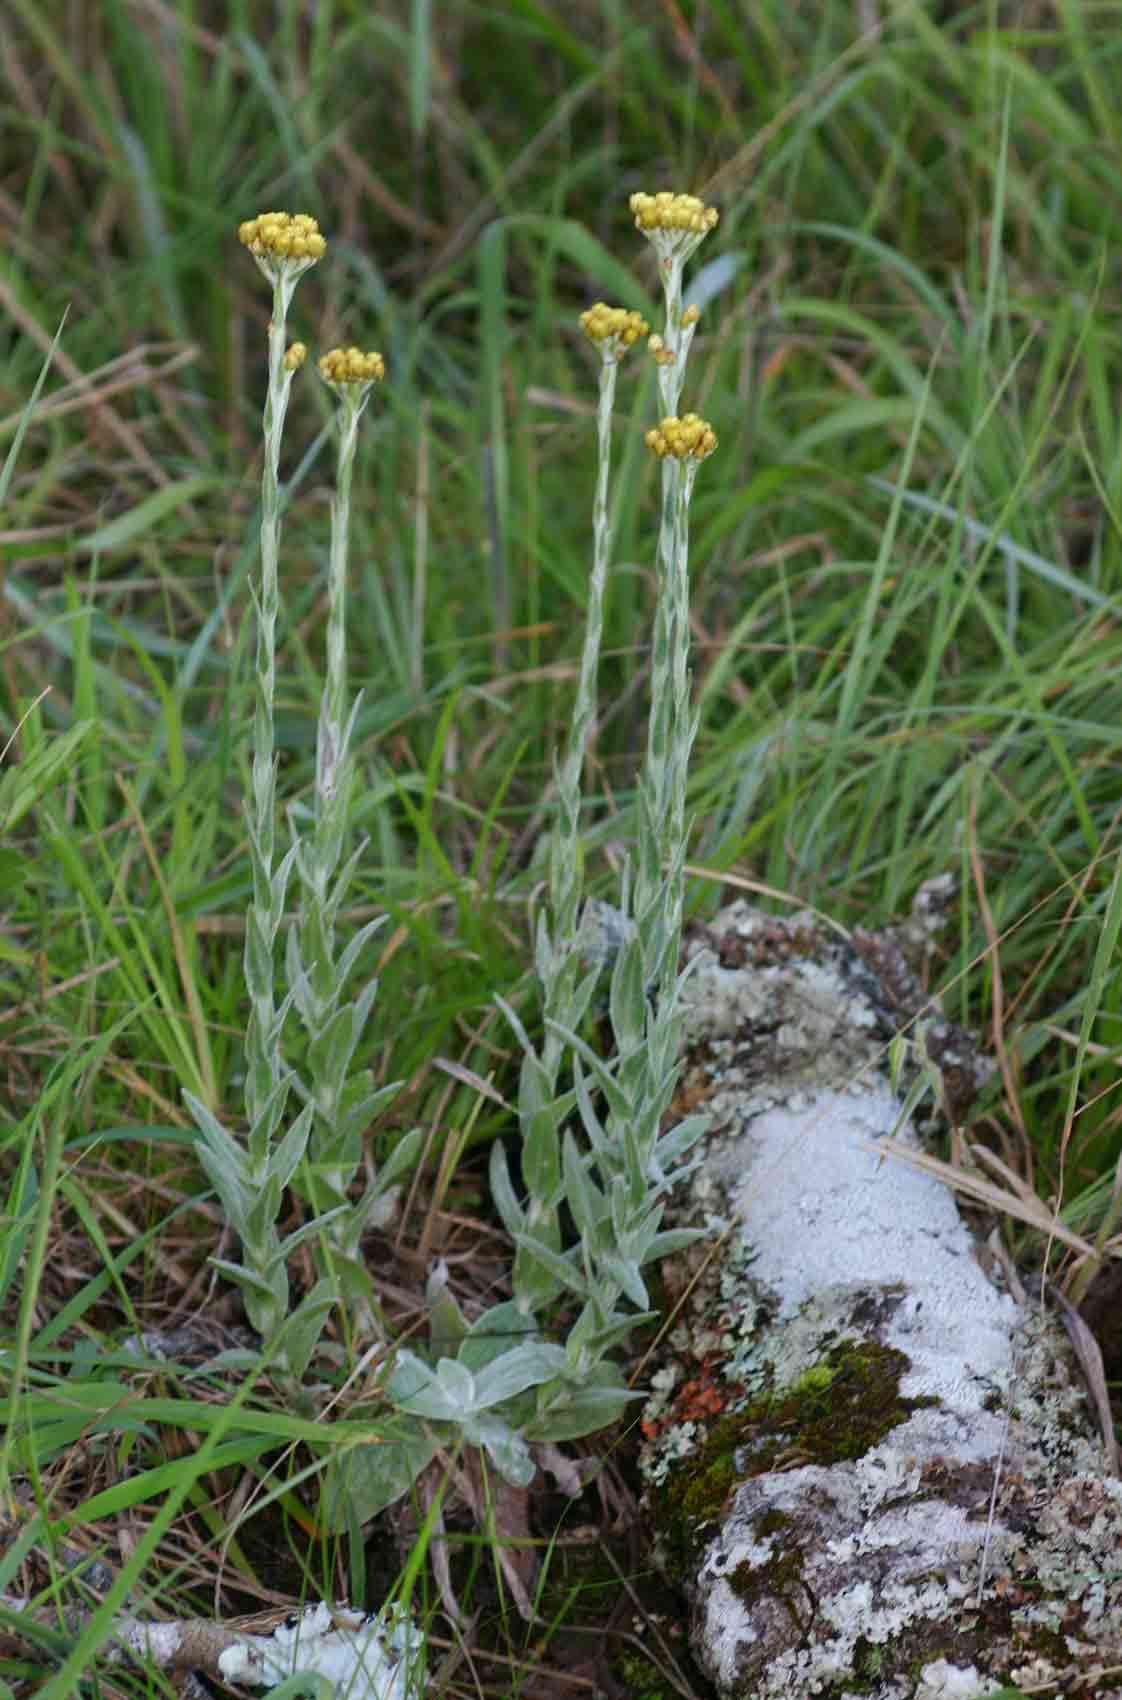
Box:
284;342;307;372
579;303;649;351
645;413;718;461
317;346;386;385
629;190;718;238
237;211;327;265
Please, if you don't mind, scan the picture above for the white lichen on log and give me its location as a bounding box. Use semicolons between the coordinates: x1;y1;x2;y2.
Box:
641;900;1122;1700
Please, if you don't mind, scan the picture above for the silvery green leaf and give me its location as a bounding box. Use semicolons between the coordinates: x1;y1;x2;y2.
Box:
472;1342;568;1409
523;1388;636;1443
644;1227;704;1261
387;1350;458;1419
495;993;533;1059
546;1020;634;1125
533;909;556;984
608;1172;636;1241
194;1148;249;1235
562;1128;604;1239
568;1307;656;1359
197;1347;263;1370
334;1077;401;1147
524;1364;642;1443
265;990;301;1053
335;914;387;986
562;1300;606;1360
426;1261;468;1354
512;1235;564;1313
267;1101;315;1193
307;1004;360;1094
571;1055;610;1157
275;1205;349;1258
335;1123;417;1230
567;962;604;1033
435;1357;477;1411
489;1142;525;1236
609;933;647;1052
329;1247;379;1316
241;918;272;1006
353;975;380;1037
654;1112;710;1171
321;1426;440;1527
373;1123;422;1190
187;1105;250;1229
273;1277;335;1380
247;1070;295;1156
601;1253;649;1313
270;839;300;913
512;1232;587;1299
184;1092;247;1179
458;1302;539;1372
209;1256;283;1304
338;690;363;763
522;1105;562;1205
245;1176;284;1248
285;923;316;1025
516;1046;552;1121
470;1416;535;1487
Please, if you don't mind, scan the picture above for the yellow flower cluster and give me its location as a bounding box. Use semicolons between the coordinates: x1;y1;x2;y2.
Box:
630;191;718;237
237;212;327;262
645;413;718;461
317;346;386;385
579;303;649;349
284;342;308;372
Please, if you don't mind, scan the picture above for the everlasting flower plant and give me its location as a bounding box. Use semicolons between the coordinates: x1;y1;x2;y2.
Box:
186;218;410;1381
185;193;721;1563
505;191;719;1376
393;189;721;1482
284;343;417;1333
186;212;334;1382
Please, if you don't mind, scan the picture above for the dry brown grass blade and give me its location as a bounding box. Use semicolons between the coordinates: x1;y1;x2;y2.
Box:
0;273;169;487
1046;1281;1120;1475
860;1134;1096;1257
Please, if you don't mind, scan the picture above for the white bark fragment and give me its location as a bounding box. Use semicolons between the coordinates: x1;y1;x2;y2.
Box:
214;1602;424;1698
0;1595;424;1700
642;901;1122;1700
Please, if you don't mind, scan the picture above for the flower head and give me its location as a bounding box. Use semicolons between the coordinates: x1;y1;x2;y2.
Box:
645;413;718;461
284;342;308;372
238;212;327;263
317;346;386;387
630;191;718;268
238;214;326;302
630;192;718;237
579;303;650;360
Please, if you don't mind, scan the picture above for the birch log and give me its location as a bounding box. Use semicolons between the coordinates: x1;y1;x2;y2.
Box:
640;898;1122;1700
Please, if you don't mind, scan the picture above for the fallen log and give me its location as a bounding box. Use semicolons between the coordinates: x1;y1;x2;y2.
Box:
640;897;1122;1700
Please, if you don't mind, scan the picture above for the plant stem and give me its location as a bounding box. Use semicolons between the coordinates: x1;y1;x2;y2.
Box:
245;278;300;1160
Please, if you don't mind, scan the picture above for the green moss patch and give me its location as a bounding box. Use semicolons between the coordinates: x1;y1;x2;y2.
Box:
651;1339;933;1570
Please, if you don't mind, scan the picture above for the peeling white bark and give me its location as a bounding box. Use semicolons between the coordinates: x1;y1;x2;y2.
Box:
642;900;1122;1700
0;1597;424;1700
